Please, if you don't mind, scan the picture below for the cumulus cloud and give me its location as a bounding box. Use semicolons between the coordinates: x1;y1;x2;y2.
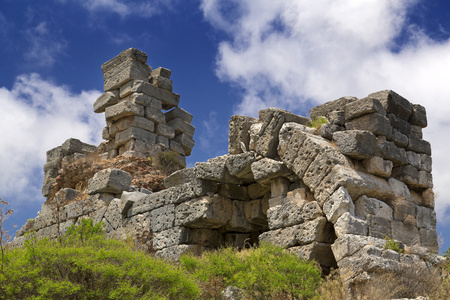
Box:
201;0;450;222
0;74;104;204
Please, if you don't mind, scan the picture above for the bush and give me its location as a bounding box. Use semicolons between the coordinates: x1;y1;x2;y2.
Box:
180;242;322;299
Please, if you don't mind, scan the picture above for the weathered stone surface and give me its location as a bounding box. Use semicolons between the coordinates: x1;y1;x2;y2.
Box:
94;90;119;113
367;215;391;239
406;134;432;155
150;204;175;233
150;74;173;91
354;195;393;221
388;178;410;200
375;136;408;166
323;186;355;224
228;115;258;154
406;151;432;173
368;90;413;121
87;168;131;195
249;122;262;152
259;108;309;125
256;109;285;158
122;92;162;109
391;220;419;245
362;156;393;177
115;127;156;146
251;158;291;184
165;107;193;123
333;130;376;159
267;200;322;230
416;206;436;229
227;201;254;232
103;199;122;230
156;124;175;139
245;199;268;226
288;242;337;268
169;140;185;155
334;212;368;238
195;156;240;184
409;104;427;127
120;191;145;217
109;116;154;137
164;168;196;188
278;122;315;156
390;128;409;148
419;228;438;252
331;234;386;262
155;244;201;261
422;188;435;209
310;96;357;120
119;80;180;109
345;113;392;139
319;123;342;140
221;285;245;300
225;152;256;179
344;97;385;121
392;165;433;189
387;113;411;136
105;101;144;122
247;183;270;199
145;107;166;124
270;177;290;199
173;133;195;156
217;183;248;201
175;196;232;228
167;117;195;137
153;227;219;250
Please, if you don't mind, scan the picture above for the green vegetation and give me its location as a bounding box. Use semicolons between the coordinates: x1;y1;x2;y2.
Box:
307;116;328;129
383;236;403;254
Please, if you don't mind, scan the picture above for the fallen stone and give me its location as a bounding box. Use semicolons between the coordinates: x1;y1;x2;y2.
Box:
333;130;376;159
87;168;132;195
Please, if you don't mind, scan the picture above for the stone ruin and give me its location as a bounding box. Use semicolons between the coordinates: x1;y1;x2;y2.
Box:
13;48;444;297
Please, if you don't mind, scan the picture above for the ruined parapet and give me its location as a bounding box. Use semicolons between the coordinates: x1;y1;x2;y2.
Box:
94;48;195;165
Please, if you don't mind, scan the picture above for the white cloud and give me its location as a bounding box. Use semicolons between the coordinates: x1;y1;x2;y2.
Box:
201;0;450;223
74;0;176;18
0;74;104;204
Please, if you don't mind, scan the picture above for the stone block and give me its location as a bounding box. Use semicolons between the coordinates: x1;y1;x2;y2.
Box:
156;124;175;139
334;212;368;238
387;113;411;135
327;110;346;125
267;200;322;230
319;123;342;140
150;75;173;91
87;168;132;195
119;80;180;109
406;151;432;173
345;113;392;138
228;115;259;154
167;117;195;137
217;183;248;201
249;122;262;151
194;158;240;184
145;107;166;124
323;186;355;224
391;220;419;245
344;97;385;121
227;201;253;232
245;199;268;226
150;204;175;233
164;107;193;123
368;90;413;121
277;122;315;157
406;134;431;155
419;228;438;253
333;130;376;159
288;242;337;268
120;191;145;217
416;206;436;229
169;140;185;155
109;116;155;137
409;104;427;127
387;178;410;199
155;244;201;261
367;215;391;239
175;196;232;229
102;127;111;140
152;227;219;250
103;199;122;230
173;133;195;156
256;109;286;158
123;92;162;109
392;165;433;189
411;125;423;139
362;156;393;177
164;168;196;188
390;129;409;148
270;177;290;198
61;138;84;154
46;146;66;162
93;90;119;113
354;195;393;220
392;199;416;222
156;135;169;148
105;101;144;122
251;158;291;185
331;234;386;262
375;137;408;166
225;152;255;181
115;127;156;146
151;67;171;79
422;188;435;209
247;183;270;199
310;96;357;120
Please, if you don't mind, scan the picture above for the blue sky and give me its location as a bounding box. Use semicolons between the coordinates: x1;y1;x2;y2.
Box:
1;0;450;252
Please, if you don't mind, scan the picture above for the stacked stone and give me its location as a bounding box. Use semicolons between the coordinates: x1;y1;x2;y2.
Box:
42;138;97;197
93;48;195;164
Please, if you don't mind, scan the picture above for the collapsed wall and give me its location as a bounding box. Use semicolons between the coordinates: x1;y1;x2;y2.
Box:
13;48;443;297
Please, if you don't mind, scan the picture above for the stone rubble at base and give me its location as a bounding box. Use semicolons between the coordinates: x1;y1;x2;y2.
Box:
13;48;443;299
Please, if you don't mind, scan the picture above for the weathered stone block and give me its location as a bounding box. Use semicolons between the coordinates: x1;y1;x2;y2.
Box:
368;90;413;121
406;134;431;155
251;158;291;185
416;206;436;229
310;96;357;120
333;130;376;159
167;117;195;137
150;75;173;91
375;137;408;166
362;156;393;177
105;101;144;122
169;140;184;155
270;177;290;198
217;183;248;201
387;178;410;199
323;186;355;224
390;129;409;148
227;201;253;232
419;228;438;253
409;104;427;127
354;195;393;220
123;92;162;109
391;220;419;245
110;116;155;137
152;227;219;250
155;244;201;261
344;97;385;121
164;168;196;188
247;183;270;199
173;133;195;156
392;165;433;189
120;191;145;217
392;199;416;222
145;107;166;124
288;242;337;268
278;122;315;157
150;204;175;233
115;127;156;146
228;115;259;154
422;188;435;209
387;113;411;135
319;123;342;140
103;199;122;230
334;212;368;238
165;107;193;123
151;67;171;79
256;109;286;158
331;234;386;262
224;152;255;180
119;80;180;109
406;151;432;173
175;196;232;228
156;124;175;139
94;90;119;113
87;168;132;195
367;215;391;239
245;199;268;226
345;113;392;139
249;122;262;151
194;157;240;184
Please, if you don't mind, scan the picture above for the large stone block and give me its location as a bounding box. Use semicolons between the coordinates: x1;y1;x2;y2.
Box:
391;220;419;245
245;199;268;226
119;80;180;109
288;242;337;268
115;126;156;146
267;200;322;230
109;116;155;137
319;123;343;140
156;124;175;139
310;96;357;120
103;199;122;230
344;97;385;121
333;130;376;159
367;215;391;239
120;191;146;217
323;186;355;224
251;158;291;185
164;168;196;188
173;133;195;156
334;212;368;238
278;122;315;157
105;101;144;122
409;104;427;127
144;107;166;124
175;196;232;229
87;168;132;195
166;117;195;137
227;200;254;232
362;156;393;177
392;165;433;189
194;156;240;184
217;183;248;201
228;115;259;154
375;136;408;166
406;134;432;155
123;92;162;109
93;90;119;113
345;113;392;139
225;152;255;180
153;227;220;250
247;183;270;199
256;109;286;158
150;204;175;233
150;74;173;91
392;199;416;222
165;107;193;123
368;90;413;121
419;228;438;253
387;113;411;136
331;234;386;262
354;195;393;220
387;178;410;199
406;151;432;173
416;206;436;229
390;129;409;148
259;107;309;125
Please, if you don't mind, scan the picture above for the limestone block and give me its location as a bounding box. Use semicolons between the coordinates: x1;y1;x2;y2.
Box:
391;220;419;245
164;168;196;188
416;206;436;229
409;104;427;127
368;90;413;121
288;242;337;268
102;127;111;140
156;124;175;139
156;135;169;148
155;244;201;261
392;165;433;189
278;128;308;170
175;196;232;229
387;113;411;135
267;200;322;230
319;123;342;140
110;116;155;137
309;96;357;120
344;97;385;121
270;177;290;198
323;186;355;224
105;101;144;122
256;109;285;158
314;165;395;206
55;188;80;205
153;227;220;250
354;195;393;220
164;107;193;123
43;160;61;173
93;90;119;113
46;146;66;162
167;117;195;137
217;183;248;201
120;191;146;217
115;127;156;146
103;199;122;230
391;199;416;222
151;67;171;79
406;151;432;173
260;107;309;125
227;200;253;232
390;129;409;148
251;158;291;185
228;115;259;154
145;107;166;124
173;133;195;156
422;188;435;209
375;136;408;166
102;48;147;72
334;212;368;238
345;113;392;139
123;92;162;109
225;152;255;180
333;130;376;159
87;168;132;195
150;75;173;91
245;199;268;226
119;80;180;109
406;134;432;155
249;122;262;151
327;110;346;126
419;228;438;253
411;125;423;139
387;178;410;199
169;140;185;155
278;122;315;157
331;234;386;262
194;157;240;184
362;156;393;177
367;215;391;239
150;204;175;233
247;183;270;199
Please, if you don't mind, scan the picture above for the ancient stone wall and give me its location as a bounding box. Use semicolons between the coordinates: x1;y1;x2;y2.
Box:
13;48;443;298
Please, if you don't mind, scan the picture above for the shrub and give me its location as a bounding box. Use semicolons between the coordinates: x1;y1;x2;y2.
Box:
307;116;328;129
384;237;403;253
